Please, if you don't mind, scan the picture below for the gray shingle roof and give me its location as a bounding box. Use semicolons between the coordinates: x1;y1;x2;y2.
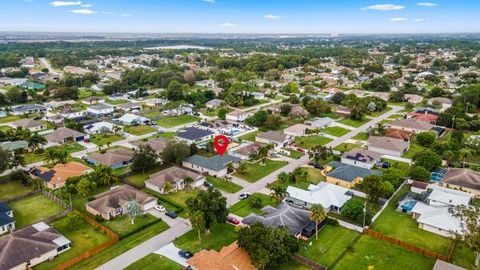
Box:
183;154;241;172
327;161;381;182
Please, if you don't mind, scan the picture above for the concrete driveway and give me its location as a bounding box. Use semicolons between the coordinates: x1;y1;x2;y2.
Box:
155;243;188;267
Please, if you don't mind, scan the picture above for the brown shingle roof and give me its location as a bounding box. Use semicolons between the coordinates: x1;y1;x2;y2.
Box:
187;241;255;270
86;185;156;214
45;127;85;143
442;168;480;191
390;118;434;131
146;166;203;188
368;136;410;152
256;130;289;143
131;138;167;154
87;148;134;166
11;118;44;129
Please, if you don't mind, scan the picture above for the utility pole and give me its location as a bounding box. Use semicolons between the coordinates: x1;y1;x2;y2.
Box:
451;115;456;129
363;200;367;228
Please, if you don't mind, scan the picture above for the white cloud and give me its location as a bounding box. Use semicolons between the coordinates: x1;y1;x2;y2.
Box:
417;2;438;7
101;11;114;15
50;1;82;7
222;22;234;27
70;9;96;15
362;4;405;11
264;14;282;20
202;0;216;3
414;18;425;22
390;17;408;21
120;13;131;17
81;4;92;7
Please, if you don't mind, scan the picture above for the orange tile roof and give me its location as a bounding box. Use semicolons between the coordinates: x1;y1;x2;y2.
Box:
408;112;439;122
385;128;413;141
39;161;92;185
187;241;256;270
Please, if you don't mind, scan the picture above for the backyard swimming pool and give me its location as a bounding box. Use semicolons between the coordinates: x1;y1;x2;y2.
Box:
401;200;417;213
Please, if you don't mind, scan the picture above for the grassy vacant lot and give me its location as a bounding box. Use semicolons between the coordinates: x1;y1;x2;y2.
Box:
9;194;65;228
229;193;277;217
269;167;325;190
332;235;436;270
234;159;287;182
333;143;359;153
370;185;453;254
174;223;238;254
206;176;242;193
124;165;170;188
0;182;32;201
322;126;350;137
338;118;370;128
239;130;258;142
123;125;156;135
125;254;183;270
155;115;200;128
68;221;169;270
155;189;200;217
352;132;369;140
90;134;124;146
381;158;410;178
157;131;176;138
24;143;85;164
105;99;128;105
295;135;333;149
0;114;22;124
102;214;158;239
299;225;360;268
35;213;111;270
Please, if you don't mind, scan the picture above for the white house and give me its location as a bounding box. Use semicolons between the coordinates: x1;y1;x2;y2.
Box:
285;182;353;212
305;117;335;128
144;98;168;107
0;203;15;235
341;148;382;170
118;113;151;126
86;103;114;116
226;110;251;123
84;121;116;134
284;124;309;137
256;131;292;150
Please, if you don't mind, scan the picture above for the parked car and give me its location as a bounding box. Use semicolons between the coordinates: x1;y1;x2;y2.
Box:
296;148;305;153
178;250;193;259
204;181;214;189
165;211;177;219
239;192;251;200
226;216;240;225
154;205;165;212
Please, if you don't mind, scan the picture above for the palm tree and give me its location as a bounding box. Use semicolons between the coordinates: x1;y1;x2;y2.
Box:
257;144;273;166
163;181;174;194
310;204;326;240
11;151;25;169
459;149;473;168
270;185;287;203
308;146;332;166
28;133;47;151
94;165;118;186
189;210;206;242
292;168;307;184
237;161;247;175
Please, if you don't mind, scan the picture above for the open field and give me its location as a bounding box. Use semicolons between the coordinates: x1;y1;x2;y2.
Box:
155;115;200;128
9;194;66;228
233;159;288;182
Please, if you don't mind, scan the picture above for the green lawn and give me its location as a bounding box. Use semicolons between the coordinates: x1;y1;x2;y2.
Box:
370;185;453;254
233;159;288;182
142;110;163;119
202;107;230;117
105;99;128;105
0;125;12;132
239;130;258;142
381;158;410;178
124;165;170;188
269;260;313;270
90;134;124;146
102;214;159;238
299;225;360;268
369;106;392;117
338;118;370;128
125;254;183;270
24;143;85;164
295;135;333;149
64;142;86;153
206;176;242;193
78;89;93;99
0;182;33;201
268;166;325;190
402;141;427;159
9;194;66;228
34;213;112;270
333;143;359;153
123;125;156;136
155;115;200;128
229;193;277;217
157;131;176;138
322;126;350;137
451;242;477;270
174;223;238;254
154;189;200;217
332;235;436;270
352;132;369;141
281;148;304;159
68;221;169;270
0;114;22;124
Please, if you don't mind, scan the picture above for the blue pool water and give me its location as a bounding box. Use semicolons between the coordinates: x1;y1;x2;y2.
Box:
401;200;417;213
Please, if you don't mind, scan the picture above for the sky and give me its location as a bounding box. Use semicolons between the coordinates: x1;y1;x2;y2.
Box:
0;0;478;34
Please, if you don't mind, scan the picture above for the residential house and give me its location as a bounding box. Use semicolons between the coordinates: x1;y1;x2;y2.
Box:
29;162;93;190
367;136;410;157
20;82;45;91
285;182;353;212
108;92;129;100
229;142;262;160
0;141;28;152
10;104;46;115
305;117;334;128
255;131;291;150
82;96;105;105
284;124;310;137
205;99;224;109
0;222;71;270
411;186;472;237
196;79;216;88
341;148;382;169
144;98;167;107
183;154;242;177
389;118;435;134
428;97;453;112
0;203;14;235
251;92;265;100
440;168;480;196
117;102;143;113
86;185;157;220
130;137;167;155
407;110;439;124
83;121;115;135
163;104;194;116
86;103;115;116
10;119;46;132
335;106;351;116
369;92;390;101
404;94;423;105
385;128;413;142
187;241;255;270
226;110;251;123
325;161;381;188
432;260;466;270
145;166;205;194
45;127;86;145
410;180;429;194
118;113;151;126
175;127;215;144
86;148;134;169
242;203;311;235
0;77;27;86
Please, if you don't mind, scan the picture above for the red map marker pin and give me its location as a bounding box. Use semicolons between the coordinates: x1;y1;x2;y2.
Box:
213;135;229;156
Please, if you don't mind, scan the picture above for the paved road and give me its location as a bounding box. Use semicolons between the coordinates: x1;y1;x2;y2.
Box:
39;57;63;77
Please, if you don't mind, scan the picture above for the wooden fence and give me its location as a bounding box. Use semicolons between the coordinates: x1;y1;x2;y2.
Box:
52;210;119;270
292;254;328;270
364;228;449;261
